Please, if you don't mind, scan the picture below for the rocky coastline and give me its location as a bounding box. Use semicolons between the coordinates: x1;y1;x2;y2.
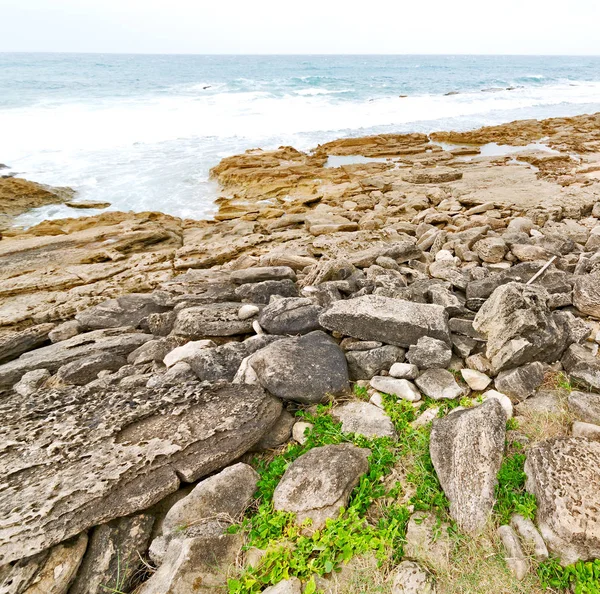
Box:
1;111;600;593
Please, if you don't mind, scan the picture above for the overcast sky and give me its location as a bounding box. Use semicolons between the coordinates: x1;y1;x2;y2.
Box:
1;0;599;55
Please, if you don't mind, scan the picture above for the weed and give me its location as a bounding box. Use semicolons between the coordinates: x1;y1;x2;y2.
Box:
538;558;600;594
353;384;370;401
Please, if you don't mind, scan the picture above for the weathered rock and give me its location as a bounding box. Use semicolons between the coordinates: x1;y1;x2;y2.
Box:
69;514;154;594
319;295;450;348
494;362;546;402
406;336;452;370
370;376;421;401
231;266;296;284
481;389;514;419
473;237;507;264
48;320;81;344
13;369;50;397
572;421;600;440
346;345;405;380
0;328;152;391
562;344;600;390
460;369;492;391
0;324;55;365
273;444;370;528
249;331;349;403
127;337;184;366
254;409;295;450
332;401;397;439
172;303;254;338
473;283;577;373
568;390;600;425
404;512;451;568
292;421;313;444
137;534;243;594
430;398;506;533
75;294;170;331
258;297;323;335
150;463;258;564
497;525;528;581
415;369;467;400
147;361;197;388
262;577;302;594
0;382;281;564
510;513;549;561
163;340;215;368
56;351;127;385
573;272;600;319
525;437;600;564
390;560;436;594
403;166;462;184
235;279;298;304
389;362;420;380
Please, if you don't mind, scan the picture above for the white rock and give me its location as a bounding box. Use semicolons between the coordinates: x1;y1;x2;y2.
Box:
238;304;260;320
482;389;513;419
163;340;215;368
389;362;420;380
263;577;302;594
510;514;549;561
411;407;440;428
497;525;528;580
292;421;313;444
460;369;492;391
435;249;455;262
390;560;435;594
572;421;600;440
370;376;421;402
369;392;385;409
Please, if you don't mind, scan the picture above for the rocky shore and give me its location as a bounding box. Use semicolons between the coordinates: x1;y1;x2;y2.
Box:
1;112;600;593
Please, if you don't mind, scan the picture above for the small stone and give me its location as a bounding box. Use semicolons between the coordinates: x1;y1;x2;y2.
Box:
481;389;513;419
406;336;452;370
460;369;492;391
56;352;126;385
369;392;384;409
573;272;600;319
497;525;529;580
389;362;420;380
48;320;81;343
415;369;468;400
292;421;313;444
370;376;421;402
390;560;436;594
346;345;405;381
262;577;302;594
473;237;508;264
411;407;440;428
254;410;295;450
510;514;549;561
238;304;260;320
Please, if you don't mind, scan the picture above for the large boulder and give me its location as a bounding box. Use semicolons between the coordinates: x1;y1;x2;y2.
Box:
573;272;600;319
273;444;370;528
430;398;506;533
319;295;450;348
473;283;578;373
525;438;600;564
0;382;281;564
248;330;349;404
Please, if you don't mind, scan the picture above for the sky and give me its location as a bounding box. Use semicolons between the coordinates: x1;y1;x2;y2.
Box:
1;0;599;55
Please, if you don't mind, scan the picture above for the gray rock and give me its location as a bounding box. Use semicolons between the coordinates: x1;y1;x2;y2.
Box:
273;444;370;528
319;295;450;348
147;361;197;389
573;272;600;319
525;437;600;564
56;351;127;385
231;266;296;284
0;382;281;564
562;344;600;390
76;293;170;331
514;389;564;416
370;376;421;401
404;512;451;569
238;304;260;320
128;337;184;366
235;279;299;304
497;525;528;580
13;368;51;397
163;339;215;368
572;421;600;440
332;401;397;439
510;513;549;561
263;578;302;594
448;318;486;340
48;320;81;343
137;534;243;594
346;345;405;380
494;362;546;402
254;409;295;450
150;463;258;564
406;336;452;370
415;369;468;400
69;514;154;594
172;302;255;337
389;362;420;380
451;333;477;358
0;323;55;364
144;311;176;336
568;390;600;424
390;560;435;594
473;283;576;373
0;328;152;392
430;398;506;533
429;261;468;291
249;331;349;404
258;297;323;335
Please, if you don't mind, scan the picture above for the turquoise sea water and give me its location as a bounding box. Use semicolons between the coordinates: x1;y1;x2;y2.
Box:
1;54;600;223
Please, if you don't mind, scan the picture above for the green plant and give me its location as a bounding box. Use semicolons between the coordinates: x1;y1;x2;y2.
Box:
353;384;370;401
538;558;600;594
506;418;520;431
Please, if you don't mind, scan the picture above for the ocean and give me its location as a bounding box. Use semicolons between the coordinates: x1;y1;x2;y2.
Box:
1;53;600;226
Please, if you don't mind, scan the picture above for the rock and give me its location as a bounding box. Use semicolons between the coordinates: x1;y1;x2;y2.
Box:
562;344;600;390
497;525;529;580
235;279;298;304
404;512;451;568
430;398;506;533
412;407;440;428
494;362;546;402
292;421;313;444
75;294;169;331
249;330;349;404
370;376;421;401
460;369;491;391
510;513;549;561
0;328;152;392
254;409;295;450
145;311;176;336
262;577;302;594
0;382;281;564
389;362;420;380
346;345;405;380
68;514;154;594
127;337;183;365
13;368;50;396
332;401;397;439
238;304;260;320
56;351;127;385
258;297;323;335
572;421;600;440
473;283;577;373
473;237;508;264
514;389;564;416
150;463;258;563
0;324;55;364
65;200;111;209
48;320;81;343
568;390;600;424
390;560;436;594
172;303;254;337
231;266;297;284
147;361;197;388
163;340;215;368
319;295;450;348
481;389;514;419
573;272;600;319
525;437;600;564
403;166;462;184
406;336;452;370
137;534;243;594
273;444;370;528
415;369;467;400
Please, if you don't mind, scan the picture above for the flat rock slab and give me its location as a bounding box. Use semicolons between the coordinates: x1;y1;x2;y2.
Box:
319;295;450;348
332;401;397;439
525;437;600;565
430;398;506;533
0;382;281;564
0;323;55;364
